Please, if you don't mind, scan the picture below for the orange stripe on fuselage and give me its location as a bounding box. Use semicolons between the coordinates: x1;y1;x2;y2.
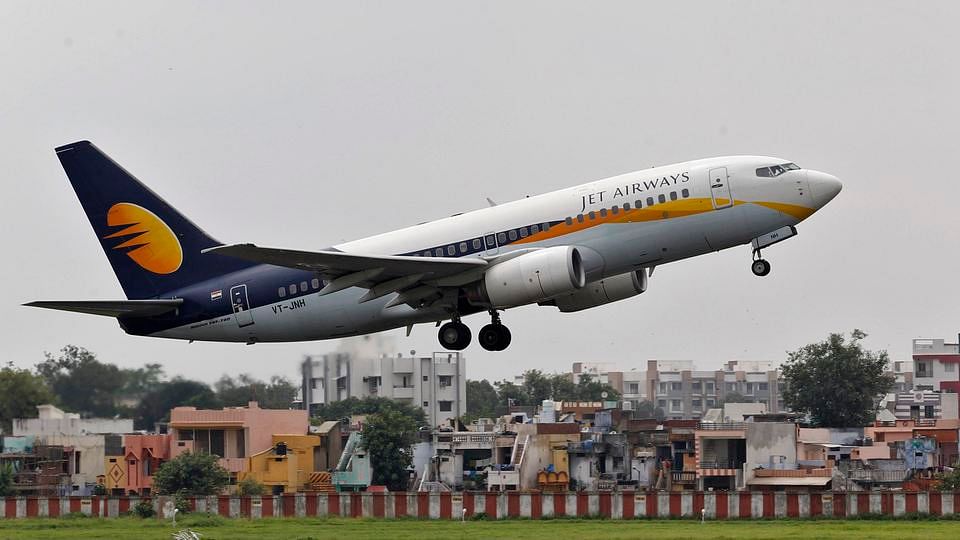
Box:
512;198;812;246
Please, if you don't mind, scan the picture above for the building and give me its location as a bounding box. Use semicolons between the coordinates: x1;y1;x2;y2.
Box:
912;337;960;393
169;401;308;479
300;341;466;428
104;434;171;496
12;404;133;437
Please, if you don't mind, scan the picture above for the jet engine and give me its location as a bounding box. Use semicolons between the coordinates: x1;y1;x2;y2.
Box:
472;246;586;308
540;269;648;312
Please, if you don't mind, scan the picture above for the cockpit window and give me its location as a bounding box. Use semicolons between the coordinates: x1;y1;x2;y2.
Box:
756;162;800;177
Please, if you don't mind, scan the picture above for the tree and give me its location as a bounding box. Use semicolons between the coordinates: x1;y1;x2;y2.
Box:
574;373;621;402
361;409;418;491
152;451;231;496
215;374;298;409
0;363;52;433
521;370;553;405
633;400;666;421
935;468;960;491
721;391;751;405
238;476;266;496
120;363;165;400
36;346;126;417
0;463;13;497
310;396;426;427
781;330;894;427
494;380;526;408
465;380;499;421
135;378;220;430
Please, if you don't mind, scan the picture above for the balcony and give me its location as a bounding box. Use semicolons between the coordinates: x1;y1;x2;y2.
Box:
699;459;744;469
671;471;696;483
697;422;745;430
392;386;414;399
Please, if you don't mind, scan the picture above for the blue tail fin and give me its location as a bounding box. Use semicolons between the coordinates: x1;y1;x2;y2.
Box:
55;141;255;299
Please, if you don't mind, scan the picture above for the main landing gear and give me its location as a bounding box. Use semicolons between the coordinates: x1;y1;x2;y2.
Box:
751;250;771;277
437;311;512;351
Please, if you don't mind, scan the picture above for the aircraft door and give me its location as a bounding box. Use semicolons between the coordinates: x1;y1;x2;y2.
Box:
484;232;499;255
230;284;254;327
708;167;733;209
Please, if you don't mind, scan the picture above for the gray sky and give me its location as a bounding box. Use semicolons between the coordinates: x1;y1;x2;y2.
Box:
2;1;958;386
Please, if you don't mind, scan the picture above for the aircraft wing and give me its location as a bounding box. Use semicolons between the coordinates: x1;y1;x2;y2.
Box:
24;299;183;318
203;243;489;305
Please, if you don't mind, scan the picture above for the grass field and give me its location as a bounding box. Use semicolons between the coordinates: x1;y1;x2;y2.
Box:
2;516;960;540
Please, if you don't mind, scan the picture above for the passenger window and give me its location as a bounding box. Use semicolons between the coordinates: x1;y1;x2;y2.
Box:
486;235;496;247
611;205;619;215
423;251;431;257
565;217;573;226
682;188;689;198
447;245;456;256
542;222;550;231
588;211;596;220
623;202;631;211
497;232;507;244
278;287;286;298
599;208;607;218
435;248;444;257
300;281;308;292
473;238;483;250
577;214;584;223
647;197;654;206
311;278;320;289
288;284;297;295
658;194;666;204
508;230;517;241
459;242;468;253
531;224;540;234
636;199;644;208
670;191;678;201
519;227;528;238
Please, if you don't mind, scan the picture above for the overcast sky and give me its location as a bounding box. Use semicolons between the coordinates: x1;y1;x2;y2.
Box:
2;1;958;386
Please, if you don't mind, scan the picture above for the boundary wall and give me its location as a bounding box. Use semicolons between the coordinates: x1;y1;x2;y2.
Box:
1;492;959;520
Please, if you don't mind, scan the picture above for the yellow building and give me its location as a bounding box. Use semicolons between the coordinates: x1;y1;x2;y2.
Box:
240;434;322;494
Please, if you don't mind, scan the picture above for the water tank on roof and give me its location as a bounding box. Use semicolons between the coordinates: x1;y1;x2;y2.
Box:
542;400;556;423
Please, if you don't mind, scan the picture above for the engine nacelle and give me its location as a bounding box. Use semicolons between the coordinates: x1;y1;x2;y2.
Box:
479;246;586;308
541;269;648;313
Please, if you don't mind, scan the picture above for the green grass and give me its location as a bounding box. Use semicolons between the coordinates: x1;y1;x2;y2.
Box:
2;516;960;540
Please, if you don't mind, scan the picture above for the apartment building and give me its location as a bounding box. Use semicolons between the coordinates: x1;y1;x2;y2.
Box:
300;349;466;428
912;337;960;393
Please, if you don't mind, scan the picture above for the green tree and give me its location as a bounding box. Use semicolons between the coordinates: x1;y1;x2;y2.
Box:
521;370;553;405
935;468;960;491
574;373;621;402
237;476;266;496
633;399;666;421
215;374;298;409
0;463;13;497
152;451;231;496
781;330;894;427
548;374;578;402
0;363;52;433
120;363;165;400
35;346;125;417
310;396;426;427
135;378;220;430
361;409;417;491
494;380;526;408
721;391;751;405
465;379;499;421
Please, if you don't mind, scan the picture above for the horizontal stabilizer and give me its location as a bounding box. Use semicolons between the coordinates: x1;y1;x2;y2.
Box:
24;299;183;318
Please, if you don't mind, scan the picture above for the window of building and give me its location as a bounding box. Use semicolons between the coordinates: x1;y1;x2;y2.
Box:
945;362;956;372
726;383;736;392
599;208;608;218
745;382;754;394
658;194;666;204
758;382;769;391
278;287;286;298
670;399;682;411
459;242;468;253
75;452;81;474
670;191;678;201
916;362;930;377
628;383;639;394
657;399;667;408
236;430;245;458
311;278;320;289
423;401;429;407
508;230;517;241
659;382;668;394
682;188;690;198
707;399;715;407
706;382;715;394
288;284;297;295
925;405;935;418
473;238;483;250
671;382;682;391
692;399;702;409
647;197;655;206
423;375;429;382
692;381;702;392
300;281;308;292
439;401;453;412
439;375;452;387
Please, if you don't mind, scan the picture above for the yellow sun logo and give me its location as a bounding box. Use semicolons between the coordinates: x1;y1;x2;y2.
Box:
103;203;183;274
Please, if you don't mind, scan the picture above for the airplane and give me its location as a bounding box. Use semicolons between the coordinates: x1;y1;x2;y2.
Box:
26;141;841;352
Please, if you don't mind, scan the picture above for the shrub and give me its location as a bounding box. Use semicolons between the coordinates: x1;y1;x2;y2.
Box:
238;476;266;496
133;499;155;518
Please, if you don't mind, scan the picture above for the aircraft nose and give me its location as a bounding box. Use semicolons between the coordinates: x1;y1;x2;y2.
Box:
807;170;842;208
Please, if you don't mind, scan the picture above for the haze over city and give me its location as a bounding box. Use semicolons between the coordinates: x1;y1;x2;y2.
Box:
2;2;959;384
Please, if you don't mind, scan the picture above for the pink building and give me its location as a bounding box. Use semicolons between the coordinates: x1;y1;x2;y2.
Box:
169;401;308;477
105;434;171;495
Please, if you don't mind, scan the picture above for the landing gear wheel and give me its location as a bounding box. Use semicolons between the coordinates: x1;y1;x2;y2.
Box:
479;324;512;351
751;259;771;277
438;321;471;350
